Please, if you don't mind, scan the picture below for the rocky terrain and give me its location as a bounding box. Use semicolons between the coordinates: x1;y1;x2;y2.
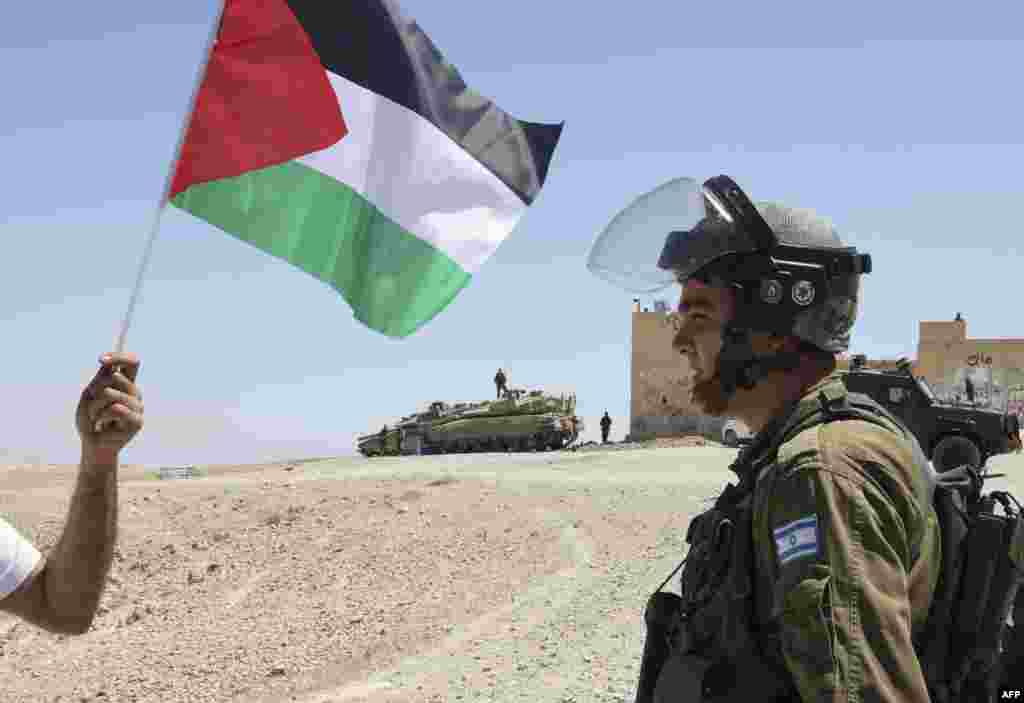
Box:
1;446;1022;702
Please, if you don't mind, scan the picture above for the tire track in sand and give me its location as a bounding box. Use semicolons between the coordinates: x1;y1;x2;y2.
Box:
294;510;595;703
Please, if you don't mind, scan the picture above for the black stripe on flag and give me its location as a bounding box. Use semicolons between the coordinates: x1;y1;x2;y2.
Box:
284;0;563;205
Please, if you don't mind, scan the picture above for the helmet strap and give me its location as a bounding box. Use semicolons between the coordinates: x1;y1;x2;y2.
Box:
718;324;802;399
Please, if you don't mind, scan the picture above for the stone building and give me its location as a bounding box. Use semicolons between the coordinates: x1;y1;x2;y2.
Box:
915;314;1024;414
628;299;727;441
629;304;1024;440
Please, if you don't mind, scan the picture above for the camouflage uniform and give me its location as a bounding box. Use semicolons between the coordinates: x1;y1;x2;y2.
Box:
652;372;942;702
749;372;941;701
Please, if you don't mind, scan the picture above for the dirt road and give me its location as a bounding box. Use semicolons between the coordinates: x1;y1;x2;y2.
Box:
1;447;1022;702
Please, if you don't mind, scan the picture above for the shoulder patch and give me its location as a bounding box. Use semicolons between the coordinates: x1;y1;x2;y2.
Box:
773;515;819;565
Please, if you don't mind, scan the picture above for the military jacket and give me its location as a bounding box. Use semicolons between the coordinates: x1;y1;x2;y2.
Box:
745;372;942;701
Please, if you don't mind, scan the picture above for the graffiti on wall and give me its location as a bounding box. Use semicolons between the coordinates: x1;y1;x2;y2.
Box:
930;355;1024;415
633;314;698;418
632;365;729;438
634;368;695;418
631;311;725;437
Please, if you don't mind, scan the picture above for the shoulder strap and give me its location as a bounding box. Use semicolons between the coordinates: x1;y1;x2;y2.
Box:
735;388;907;481
736;387;928;560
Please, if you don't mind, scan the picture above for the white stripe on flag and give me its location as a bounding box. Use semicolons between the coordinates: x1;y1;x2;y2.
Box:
299;73;525;275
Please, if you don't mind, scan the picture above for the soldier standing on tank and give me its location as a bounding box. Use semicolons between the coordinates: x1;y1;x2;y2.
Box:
600;411;612;443
588;175;944;702
494;368;507;399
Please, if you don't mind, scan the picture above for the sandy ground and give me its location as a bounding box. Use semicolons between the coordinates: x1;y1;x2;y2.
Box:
1;446;1023;703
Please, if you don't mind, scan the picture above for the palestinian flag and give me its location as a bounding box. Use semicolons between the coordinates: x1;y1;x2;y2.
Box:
170;0;563;337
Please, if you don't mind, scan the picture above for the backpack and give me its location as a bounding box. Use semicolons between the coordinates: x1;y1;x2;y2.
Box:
916;463;1024;702
636;389;1024;702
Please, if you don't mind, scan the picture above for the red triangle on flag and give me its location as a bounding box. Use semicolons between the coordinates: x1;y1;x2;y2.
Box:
170;0;347;199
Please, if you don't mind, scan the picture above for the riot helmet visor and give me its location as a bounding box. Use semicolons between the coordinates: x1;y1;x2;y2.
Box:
586;176;774;293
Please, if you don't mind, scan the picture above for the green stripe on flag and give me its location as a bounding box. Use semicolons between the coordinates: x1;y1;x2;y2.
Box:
171;160;471;337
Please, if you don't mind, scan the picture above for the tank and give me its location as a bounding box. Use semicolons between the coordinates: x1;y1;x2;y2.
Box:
356;389;583;457
355;426;403;458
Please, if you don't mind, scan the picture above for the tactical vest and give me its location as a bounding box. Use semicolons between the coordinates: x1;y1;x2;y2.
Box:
635;390;1024;703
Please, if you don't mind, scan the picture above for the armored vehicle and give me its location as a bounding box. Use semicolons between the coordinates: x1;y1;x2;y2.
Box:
841;356;1021;472
356;389;582;457
356;426;403;458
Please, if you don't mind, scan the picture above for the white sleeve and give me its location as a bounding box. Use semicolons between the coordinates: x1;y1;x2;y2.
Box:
0;518;42;599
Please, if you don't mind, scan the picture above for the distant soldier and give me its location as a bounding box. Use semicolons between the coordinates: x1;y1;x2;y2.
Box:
494;368;507;399
965;375;976;403
1008;412;1022;453
600;411;612;443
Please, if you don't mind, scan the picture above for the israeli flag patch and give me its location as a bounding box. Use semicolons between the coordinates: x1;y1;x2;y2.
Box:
773;516;819;566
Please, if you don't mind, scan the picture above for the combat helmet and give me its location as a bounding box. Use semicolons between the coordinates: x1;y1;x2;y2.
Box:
587;175;872;398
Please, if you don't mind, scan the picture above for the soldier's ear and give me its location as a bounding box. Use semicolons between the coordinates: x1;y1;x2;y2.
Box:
750;332;789;356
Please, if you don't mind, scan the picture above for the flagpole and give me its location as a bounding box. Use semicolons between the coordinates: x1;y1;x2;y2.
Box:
98;1;225;434
113;0;227;355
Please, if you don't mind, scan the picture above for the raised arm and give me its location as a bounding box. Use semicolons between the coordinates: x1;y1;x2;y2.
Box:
0;353;143;634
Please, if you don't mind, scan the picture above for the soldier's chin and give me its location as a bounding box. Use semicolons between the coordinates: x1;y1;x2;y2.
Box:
691;374;731;417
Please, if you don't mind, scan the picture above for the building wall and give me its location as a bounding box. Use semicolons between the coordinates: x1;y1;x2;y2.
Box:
630;306;1024;439
916;319;1024;414
629;303;726;440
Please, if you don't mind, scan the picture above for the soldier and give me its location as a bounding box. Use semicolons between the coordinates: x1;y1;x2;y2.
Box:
600;411;612;444
588;175;943;701
1008;411;1022;453
0;353;144;634
494;368;507;399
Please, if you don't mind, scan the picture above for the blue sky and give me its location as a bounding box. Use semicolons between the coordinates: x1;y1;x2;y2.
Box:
2;1;1022;466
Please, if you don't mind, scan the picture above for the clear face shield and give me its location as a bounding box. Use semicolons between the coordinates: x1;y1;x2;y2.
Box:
586;177;706;294
586;176;776;303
